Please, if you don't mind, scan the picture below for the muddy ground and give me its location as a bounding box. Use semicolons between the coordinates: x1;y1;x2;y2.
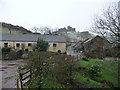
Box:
0;59;25;89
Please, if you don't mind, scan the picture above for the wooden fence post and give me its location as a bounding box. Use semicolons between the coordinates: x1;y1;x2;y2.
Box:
17;67;32;89
30;68;32;81
17;67;23;90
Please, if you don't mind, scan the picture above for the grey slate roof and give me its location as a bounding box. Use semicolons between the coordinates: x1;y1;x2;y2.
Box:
0;34;66;42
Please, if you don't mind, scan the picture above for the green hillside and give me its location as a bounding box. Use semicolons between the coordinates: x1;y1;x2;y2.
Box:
0;22;32;34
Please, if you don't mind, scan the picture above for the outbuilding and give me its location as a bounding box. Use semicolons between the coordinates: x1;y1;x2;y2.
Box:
0;34;66;53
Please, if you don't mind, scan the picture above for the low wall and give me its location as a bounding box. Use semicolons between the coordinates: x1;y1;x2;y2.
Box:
103;57;120;60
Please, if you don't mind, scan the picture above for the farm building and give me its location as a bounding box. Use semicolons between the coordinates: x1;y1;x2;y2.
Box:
0;34;66;53
74;35;111;58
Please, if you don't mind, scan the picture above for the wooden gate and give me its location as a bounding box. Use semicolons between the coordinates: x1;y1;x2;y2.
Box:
17;67;32;89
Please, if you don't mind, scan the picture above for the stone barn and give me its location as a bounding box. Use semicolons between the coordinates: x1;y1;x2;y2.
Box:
74;35;111;58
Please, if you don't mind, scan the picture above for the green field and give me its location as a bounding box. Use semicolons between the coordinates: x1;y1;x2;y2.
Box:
0;27;22;34
74;59;119;88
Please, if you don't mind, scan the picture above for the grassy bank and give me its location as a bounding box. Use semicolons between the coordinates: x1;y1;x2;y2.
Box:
75;59;119;88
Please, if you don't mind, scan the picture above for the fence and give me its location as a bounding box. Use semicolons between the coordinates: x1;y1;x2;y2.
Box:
17;67;32;89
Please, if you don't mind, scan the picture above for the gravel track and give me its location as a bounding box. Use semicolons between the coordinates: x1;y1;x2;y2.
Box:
0;60;25;89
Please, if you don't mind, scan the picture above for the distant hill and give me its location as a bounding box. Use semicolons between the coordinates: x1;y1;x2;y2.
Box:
0;22;32;34
53;26;76;35
52;26;94;42
63;31;94;42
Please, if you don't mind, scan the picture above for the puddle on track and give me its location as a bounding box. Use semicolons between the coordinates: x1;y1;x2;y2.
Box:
0;70;4;71
7;64;18;66
1;67;8;69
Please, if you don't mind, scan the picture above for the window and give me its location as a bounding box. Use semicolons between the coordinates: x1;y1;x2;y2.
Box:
53;43;57;47
4;43;8;47
25;49;28;51
28;43;32;46
16;43;20;47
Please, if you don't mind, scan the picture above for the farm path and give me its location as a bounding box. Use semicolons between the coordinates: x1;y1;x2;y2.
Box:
0;59;25;89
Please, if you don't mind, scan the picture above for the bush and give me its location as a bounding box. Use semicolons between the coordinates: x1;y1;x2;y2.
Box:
36;39;49;51
82;58;89;61
52;55;75;86
2;51;17;60
56;50;61;55
1;47;11;54
88;65;101;79
26;52;57;87
16;50;23;58
57;50;61;53
26;52;75;88
2;50;23;60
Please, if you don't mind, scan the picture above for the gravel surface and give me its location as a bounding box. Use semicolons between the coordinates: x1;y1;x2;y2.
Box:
0;59;25;89
67;46;79;56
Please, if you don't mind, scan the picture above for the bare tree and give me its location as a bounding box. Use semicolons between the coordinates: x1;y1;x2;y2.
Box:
42;26;53;35
31;26;40;33
31;25;53;35
91;2;120;42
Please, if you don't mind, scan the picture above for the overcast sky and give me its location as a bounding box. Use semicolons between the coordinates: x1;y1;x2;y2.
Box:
0;0;119;32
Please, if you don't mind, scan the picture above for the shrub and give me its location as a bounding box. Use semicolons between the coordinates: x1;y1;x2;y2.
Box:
36;39;49;51
16;50;23;58
82;58;89;61
2;50;24;60
57;50;61;53
2;51;18;60
52;54;75;86
1;47;11;54
88;65;101;79
56;50;61;54
26;52;56;87
26;52;75;88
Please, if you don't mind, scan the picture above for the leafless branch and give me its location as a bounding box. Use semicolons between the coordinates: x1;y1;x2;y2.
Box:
91;2;120;41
